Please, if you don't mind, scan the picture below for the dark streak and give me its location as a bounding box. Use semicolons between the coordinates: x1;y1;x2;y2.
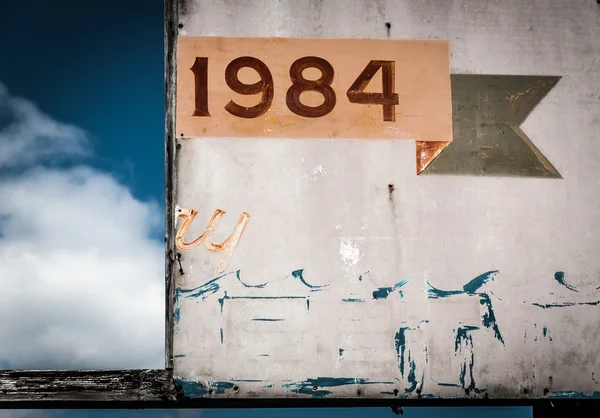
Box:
533;300;600;309
251;318;284;322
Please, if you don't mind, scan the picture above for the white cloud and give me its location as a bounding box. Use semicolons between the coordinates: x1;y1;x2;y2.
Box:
0;83;164;369
0;84;91;169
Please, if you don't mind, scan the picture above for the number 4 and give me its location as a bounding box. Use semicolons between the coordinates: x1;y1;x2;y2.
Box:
346;60;399;122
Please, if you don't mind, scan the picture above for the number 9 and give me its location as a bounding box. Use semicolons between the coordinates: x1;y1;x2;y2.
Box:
224;57;274;118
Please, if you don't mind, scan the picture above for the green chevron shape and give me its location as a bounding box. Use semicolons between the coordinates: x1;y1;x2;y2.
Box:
421;74;562;178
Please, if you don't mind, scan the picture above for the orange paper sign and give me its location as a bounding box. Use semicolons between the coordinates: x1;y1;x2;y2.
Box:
176;36;452;142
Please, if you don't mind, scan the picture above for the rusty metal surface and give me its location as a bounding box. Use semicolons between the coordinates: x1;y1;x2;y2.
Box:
419;75;562;177
169;0;600;402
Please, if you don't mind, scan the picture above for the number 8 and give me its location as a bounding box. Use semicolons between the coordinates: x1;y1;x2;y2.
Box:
286;56;336;118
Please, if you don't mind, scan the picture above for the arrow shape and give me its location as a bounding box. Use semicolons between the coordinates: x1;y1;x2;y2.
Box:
417;75;562;178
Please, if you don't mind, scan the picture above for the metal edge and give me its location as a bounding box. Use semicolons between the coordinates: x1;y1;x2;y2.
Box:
164;0;178;372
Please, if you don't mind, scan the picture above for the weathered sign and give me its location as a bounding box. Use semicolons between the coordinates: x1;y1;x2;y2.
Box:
176;36;452;142
169;0;600;403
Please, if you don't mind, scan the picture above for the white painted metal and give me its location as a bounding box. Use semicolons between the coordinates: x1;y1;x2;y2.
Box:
172;0;600;399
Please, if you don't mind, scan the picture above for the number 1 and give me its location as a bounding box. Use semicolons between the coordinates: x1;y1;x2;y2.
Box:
190;57;210;117
346;60;399;122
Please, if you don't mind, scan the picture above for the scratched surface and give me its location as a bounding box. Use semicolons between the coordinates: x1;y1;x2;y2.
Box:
171;0;600;400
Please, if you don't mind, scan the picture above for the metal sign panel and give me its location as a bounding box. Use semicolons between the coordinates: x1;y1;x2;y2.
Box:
176;36;452;141
169;0;600;402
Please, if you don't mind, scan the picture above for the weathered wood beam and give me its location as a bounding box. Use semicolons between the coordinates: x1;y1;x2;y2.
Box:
0;369;177;407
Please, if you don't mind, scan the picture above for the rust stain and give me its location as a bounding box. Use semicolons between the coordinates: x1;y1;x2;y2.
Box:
204;212;251;273
415;141;450;175
175;207;251;273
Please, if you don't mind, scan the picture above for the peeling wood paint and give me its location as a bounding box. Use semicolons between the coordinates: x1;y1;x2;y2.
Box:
0;370;176;403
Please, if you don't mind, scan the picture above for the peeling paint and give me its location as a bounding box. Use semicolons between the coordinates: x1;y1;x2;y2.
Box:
312;164;327;179
548;391;600;399
373;277;411;300
405;353;418;393
283;377;394;398
339;240;361;269
455;326;478;352
175;378;236;397
427;272;504;345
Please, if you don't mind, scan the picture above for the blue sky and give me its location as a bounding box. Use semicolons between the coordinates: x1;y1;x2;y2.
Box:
0;0;532;417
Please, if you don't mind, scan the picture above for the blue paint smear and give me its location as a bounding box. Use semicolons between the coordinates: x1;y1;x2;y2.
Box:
468;351;476;391
220;328;223;344
426;282;464;299
463;270;499;294
543;326;548;337
549;391;600;399
173;306;180;324
342;298;365;302
373;277;411;300
394;327;409;377
175;271;234;302
291;269;328;291
175;378;208;397
252;318;284;321
211;381;235;393
173;354;185;358
283;377;394;399
235;270;267;288
219;292;307;313
218;292;227;313
358;271;369;281
480;293;505;344
338;348;345;359
258;354;269;357
454;326;478;352
306;299;310;310
533;300;600;309
554;271;578;292
405;353;417;393
437;382;461;387
427;272;504;346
